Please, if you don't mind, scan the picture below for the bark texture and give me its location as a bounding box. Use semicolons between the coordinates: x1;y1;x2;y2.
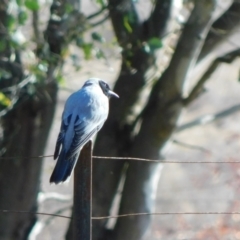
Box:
0;0;81;238
92;1;217;239
0;84;57;240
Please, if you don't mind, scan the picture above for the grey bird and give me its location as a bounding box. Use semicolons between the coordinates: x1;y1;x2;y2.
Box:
50;78;119;184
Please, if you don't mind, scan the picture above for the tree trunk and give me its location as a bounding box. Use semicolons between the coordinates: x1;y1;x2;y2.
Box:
92;1;217;239
0;83;58;240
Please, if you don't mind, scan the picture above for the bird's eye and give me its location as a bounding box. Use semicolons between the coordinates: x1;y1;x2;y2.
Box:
104;82;109;89
84;82;93;87
100;81;108;89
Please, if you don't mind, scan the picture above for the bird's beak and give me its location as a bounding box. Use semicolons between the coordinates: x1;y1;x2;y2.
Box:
108;90;119;98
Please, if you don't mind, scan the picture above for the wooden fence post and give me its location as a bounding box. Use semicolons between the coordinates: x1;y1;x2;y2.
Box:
73;141;92;240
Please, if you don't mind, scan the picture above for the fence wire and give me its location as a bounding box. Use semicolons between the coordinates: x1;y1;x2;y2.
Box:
2;209;240;220
0;154;239;163
1;154;240;220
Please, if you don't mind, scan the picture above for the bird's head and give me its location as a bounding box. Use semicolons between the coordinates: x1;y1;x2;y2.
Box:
98;80;119;98
83;78;119;98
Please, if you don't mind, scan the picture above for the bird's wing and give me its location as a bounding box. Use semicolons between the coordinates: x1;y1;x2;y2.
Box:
53;115;72;160
66;120;102;159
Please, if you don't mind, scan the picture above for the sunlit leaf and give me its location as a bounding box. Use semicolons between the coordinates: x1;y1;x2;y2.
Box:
96;0;106;8
147;37;162;50
56;74;65;85
25;0;39;11
82;43;93;60
65;3;73;13
123;16;132;33
0;93;11;107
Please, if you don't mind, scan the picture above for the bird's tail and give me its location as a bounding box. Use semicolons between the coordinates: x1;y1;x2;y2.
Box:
50;150;77;184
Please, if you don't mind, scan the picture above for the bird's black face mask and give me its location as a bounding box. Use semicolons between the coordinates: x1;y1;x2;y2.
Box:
99;80;119;98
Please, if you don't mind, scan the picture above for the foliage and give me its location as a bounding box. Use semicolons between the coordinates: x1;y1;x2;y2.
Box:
0;0;111;117
1;0;240;240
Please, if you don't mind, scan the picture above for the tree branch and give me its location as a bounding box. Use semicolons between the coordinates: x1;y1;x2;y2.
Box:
111;1;217;239
44;0;85;83
32;11;41;48
87;6;108;20
198;1;240;61
90;14;109;28
177;103;240;132
183;60;220;105
142;0;173;40
184;48;240;105
107;0;140;48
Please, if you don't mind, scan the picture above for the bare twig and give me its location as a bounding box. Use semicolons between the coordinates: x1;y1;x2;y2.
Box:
183;60;220;106
184;48;240;105
177;103;240;132
32;11;41;47
87;6;108;20
199;1;240;61
90;14;109;28
172;139;211;153
0;75;33;93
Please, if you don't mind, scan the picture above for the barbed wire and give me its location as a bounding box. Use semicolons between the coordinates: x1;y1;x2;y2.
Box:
2;209;240;220
0;154;239;164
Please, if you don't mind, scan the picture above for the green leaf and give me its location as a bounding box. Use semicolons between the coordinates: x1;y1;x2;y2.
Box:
16;0;23;6
65;3;74;13
123;16;132;33
147;37;163;50
56;74;65;85
18;10;28;25
0;92;11;107
96;0;106;8
82;43;93;60
25;0;39;11
7;15;16;31
91;32;105;43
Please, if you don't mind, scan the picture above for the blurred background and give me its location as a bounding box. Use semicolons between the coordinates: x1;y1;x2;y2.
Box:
0;0;240;239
